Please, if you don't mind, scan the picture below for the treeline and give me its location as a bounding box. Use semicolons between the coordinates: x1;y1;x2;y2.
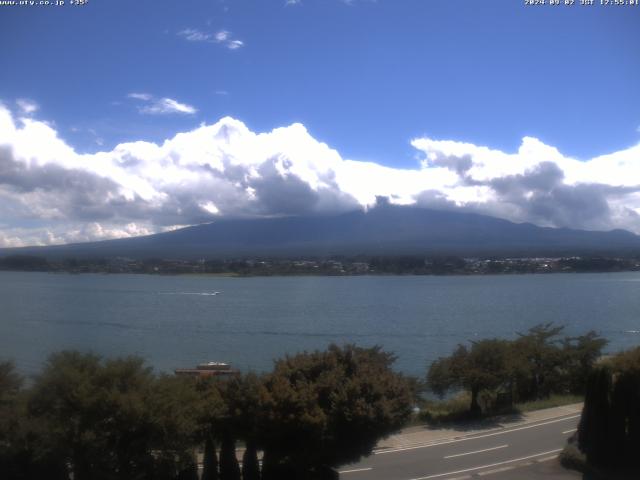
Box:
426;323;607;416
0;345;415;480
1;254;639;276
577;346;640;471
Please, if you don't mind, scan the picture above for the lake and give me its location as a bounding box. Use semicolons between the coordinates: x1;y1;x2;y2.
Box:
1;271;639;378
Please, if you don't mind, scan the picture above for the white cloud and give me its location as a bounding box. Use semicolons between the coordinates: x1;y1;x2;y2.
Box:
139;98;197;115
127;93;197;115
226;39;244;50
127;92;153;101
178;28;213;42
15;98;39;115
215;30;229;42
178;28;244;50
0;104;639;247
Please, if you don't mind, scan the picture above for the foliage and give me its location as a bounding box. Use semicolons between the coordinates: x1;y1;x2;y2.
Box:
241;442;260;480
577;347;640;471
201;435;219;480
1;344;414;479
417;391;473;425
427;324;607;415
560;331;608;394
512;323;566;400
25;351;203;480
258;344;414;475
512;393;582;413
427;339;512;416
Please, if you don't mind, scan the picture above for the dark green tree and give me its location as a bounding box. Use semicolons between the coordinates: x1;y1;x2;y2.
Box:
176;454;199;480
201;434;219;480
258;344;413;478
560;330;608;395
241;443;260;480
578;365;612;467
513;323;565;400
28;351;203;480
28;351;106;480
578;347;640;471
219;434;241;480
195;377;225;480
427;339;512;416
222;373;263;480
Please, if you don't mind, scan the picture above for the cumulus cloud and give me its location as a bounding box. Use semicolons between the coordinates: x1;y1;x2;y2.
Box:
0;103;639;247
127;93;197;115
411;136;640;232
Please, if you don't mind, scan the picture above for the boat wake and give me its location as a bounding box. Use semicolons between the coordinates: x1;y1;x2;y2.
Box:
160;292;221;296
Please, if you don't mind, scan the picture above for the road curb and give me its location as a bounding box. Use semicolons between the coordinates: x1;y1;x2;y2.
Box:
374;404;582;454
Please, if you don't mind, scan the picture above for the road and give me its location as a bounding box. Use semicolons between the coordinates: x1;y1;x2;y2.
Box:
339;412;580;480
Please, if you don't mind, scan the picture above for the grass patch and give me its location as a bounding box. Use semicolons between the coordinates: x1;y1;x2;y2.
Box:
414;392;475;426
410;392;583;428
514;394;582;413
559;441;588;473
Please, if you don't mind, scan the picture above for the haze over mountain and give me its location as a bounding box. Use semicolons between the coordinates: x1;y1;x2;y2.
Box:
2;204;639;260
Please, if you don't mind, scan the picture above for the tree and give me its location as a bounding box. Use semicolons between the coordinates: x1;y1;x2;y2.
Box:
578;364;612;467
0;362;23;452
28;351;204;480
578;347;640;471
195;376;226;480
258;344;413;478
201;434;219;480
241;443;260;480
219;434;241;480
147;375;204;478
28;351;107;480
511;324;607;401
427;339;512;416
560;330;607;395
220;373;263;480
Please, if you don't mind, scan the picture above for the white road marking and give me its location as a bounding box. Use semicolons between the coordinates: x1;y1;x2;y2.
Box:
562;428;577;434
536;455;561;462
339;467;373;474
375;415;580;455
476;466;514;476
444;444;508;459
407;448;563;480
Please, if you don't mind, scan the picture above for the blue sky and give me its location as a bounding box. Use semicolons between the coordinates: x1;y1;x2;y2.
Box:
2;0;638;162
0;0;639;246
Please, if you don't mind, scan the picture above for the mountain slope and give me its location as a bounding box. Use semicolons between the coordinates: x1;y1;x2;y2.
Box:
2;205;640;259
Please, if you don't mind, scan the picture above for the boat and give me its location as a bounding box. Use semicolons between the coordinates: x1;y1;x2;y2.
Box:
196;361;231;371
174;361;237;378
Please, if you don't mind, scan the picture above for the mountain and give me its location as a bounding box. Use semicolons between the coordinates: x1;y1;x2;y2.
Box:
2;205;640;259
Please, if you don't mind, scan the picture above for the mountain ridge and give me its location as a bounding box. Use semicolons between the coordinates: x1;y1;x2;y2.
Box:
2;205;639;260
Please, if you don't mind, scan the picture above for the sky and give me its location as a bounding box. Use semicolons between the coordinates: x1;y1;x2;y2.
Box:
0;0;639;247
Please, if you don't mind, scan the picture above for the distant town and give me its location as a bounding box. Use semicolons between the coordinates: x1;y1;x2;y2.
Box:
1;254;639;276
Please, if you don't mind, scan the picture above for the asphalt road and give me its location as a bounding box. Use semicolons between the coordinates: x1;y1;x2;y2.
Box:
339;413;580;480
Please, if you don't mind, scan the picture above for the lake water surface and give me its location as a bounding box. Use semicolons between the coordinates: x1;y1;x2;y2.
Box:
1;271;639;377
